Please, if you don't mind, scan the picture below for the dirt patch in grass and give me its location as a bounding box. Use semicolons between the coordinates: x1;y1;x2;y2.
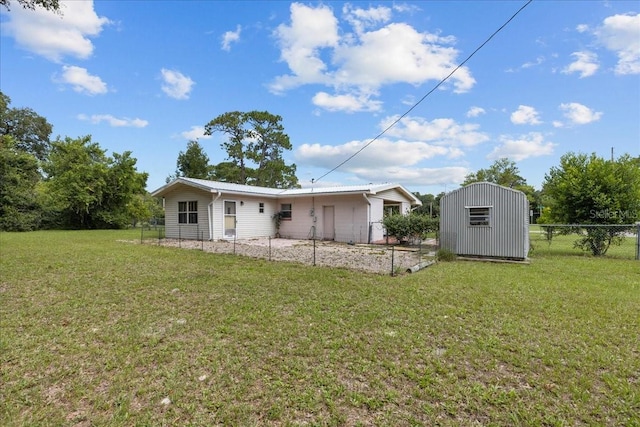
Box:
150;237;433;275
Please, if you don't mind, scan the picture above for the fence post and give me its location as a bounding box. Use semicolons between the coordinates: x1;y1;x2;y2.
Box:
391;245;395;276
636;223;640;261
140;226;143;244
313;237;316;266
268;236;272;261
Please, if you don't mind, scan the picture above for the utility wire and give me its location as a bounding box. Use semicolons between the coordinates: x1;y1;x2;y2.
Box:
312;0;534;184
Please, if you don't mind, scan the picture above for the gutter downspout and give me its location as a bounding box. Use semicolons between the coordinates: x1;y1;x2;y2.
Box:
362;193;371;244
209;190;222;240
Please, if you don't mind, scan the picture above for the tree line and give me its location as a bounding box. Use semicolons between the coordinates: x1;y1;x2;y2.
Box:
0;92;159;231
2;90;638;256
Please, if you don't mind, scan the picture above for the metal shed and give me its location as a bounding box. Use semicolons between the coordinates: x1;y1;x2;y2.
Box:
439;182;529;260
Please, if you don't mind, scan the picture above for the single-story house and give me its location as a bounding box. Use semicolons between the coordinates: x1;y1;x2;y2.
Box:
439;182;530;260
151;177;422;244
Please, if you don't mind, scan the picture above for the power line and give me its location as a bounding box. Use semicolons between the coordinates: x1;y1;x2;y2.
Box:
312;0;534;184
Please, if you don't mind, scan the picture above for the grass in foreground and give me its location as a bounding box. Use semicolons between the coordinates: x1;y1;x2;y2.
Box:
1;230;639;426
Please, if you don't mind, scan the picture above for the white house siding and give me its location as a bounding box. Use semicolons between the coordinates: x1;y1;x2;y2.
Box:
163;186;211;240
440;182;529;259
274;194;370;243
211;196;278;240
376;188;413;214
367;197;385;242
153;178;422;244
333;195;370;243
276;197;316;240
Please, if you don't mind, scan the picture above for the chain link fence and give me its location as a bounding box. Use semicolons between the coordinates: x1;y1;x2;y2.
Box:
530;223;640;260
140;225;437;275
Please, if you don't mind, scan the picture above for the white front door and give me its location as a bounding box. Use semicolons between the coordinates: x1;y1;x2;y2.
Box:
224;201;236;238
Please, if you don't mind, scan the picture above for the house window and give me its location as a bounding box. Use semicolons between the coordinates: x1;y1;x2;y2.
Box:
259;202;264;213
280;203;292;220
178;201;198;224
468;206;491;226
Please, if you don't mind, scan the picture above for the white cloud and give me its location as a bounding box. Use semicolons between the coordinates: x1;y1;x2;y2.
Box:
312;91;382;113
510;105;542;125
270;3;339;93
521;56;545;69
270;3;475;111
559;102;603;125
333;23;474;92
180;126;213;141
466;106;486;118
3;0;110;62
487;132;555;161
160;68;194;100
342;4;391;35
594;13;640;75
77;114;148;128
562;51;599;78
58;65;107;95
381;116;489;147
350;166;469;187
221;25;241;51
576;24;589;33
295;137;468;186
296;138;449;170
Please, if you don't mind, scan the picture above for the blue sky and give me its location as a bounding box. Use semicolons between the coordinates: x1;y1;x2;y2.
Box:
1;1;639;195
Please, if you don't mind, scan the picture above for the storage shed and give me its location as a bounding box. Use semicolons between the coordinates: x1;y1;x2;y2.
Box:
439;182;529;260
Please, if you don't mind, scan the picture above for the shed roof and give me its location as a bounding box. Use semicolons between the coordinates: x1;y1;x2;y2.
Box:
442;181;527;198
151;177;422;206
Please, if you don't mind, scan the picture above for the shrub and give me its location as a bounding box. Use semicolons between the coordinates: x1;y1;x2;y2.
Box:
383;212;439;242
436;248;456;262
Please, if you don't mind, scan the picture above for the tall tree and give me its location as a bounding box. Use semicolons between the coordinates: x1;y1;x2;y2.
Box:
42;136;109;228
204;111;299;188
245;111;298;188
0;0;60;13
205;111;248;183
0;91;53;161
462;158;526;188
210;161;244;184
542;152;640;255
0;135;42;230
412;193;440;217
174;140;213;180
42;136;147;229
96;151;148;228
463;157;541;211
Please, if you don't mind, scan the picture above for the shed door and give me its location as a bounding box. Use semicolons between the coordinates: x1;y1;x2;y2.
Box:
323;206;335;240
224;201;236;238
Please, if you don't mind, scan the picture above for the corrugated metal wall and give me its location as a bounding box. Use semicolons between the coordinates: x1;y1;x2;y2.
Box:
440;182;529;259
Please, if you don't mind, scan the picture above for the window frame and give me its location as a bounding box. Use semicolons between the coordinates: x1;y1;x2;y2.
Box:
280;203;292;220
178;200;198;224
467;205;492;227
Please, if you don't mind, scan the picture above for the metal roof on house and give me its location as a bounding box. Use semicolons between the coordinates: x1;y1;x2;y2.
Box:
151;177;422;205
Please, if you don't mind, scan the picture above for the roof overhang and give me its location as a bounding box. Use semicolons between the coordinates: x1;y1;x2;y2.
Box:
151;178;422;206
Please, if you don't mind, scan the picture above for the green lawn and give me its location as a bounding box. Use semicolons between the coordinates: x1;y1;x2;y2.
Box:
1;230;639;426
529;224;638;259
